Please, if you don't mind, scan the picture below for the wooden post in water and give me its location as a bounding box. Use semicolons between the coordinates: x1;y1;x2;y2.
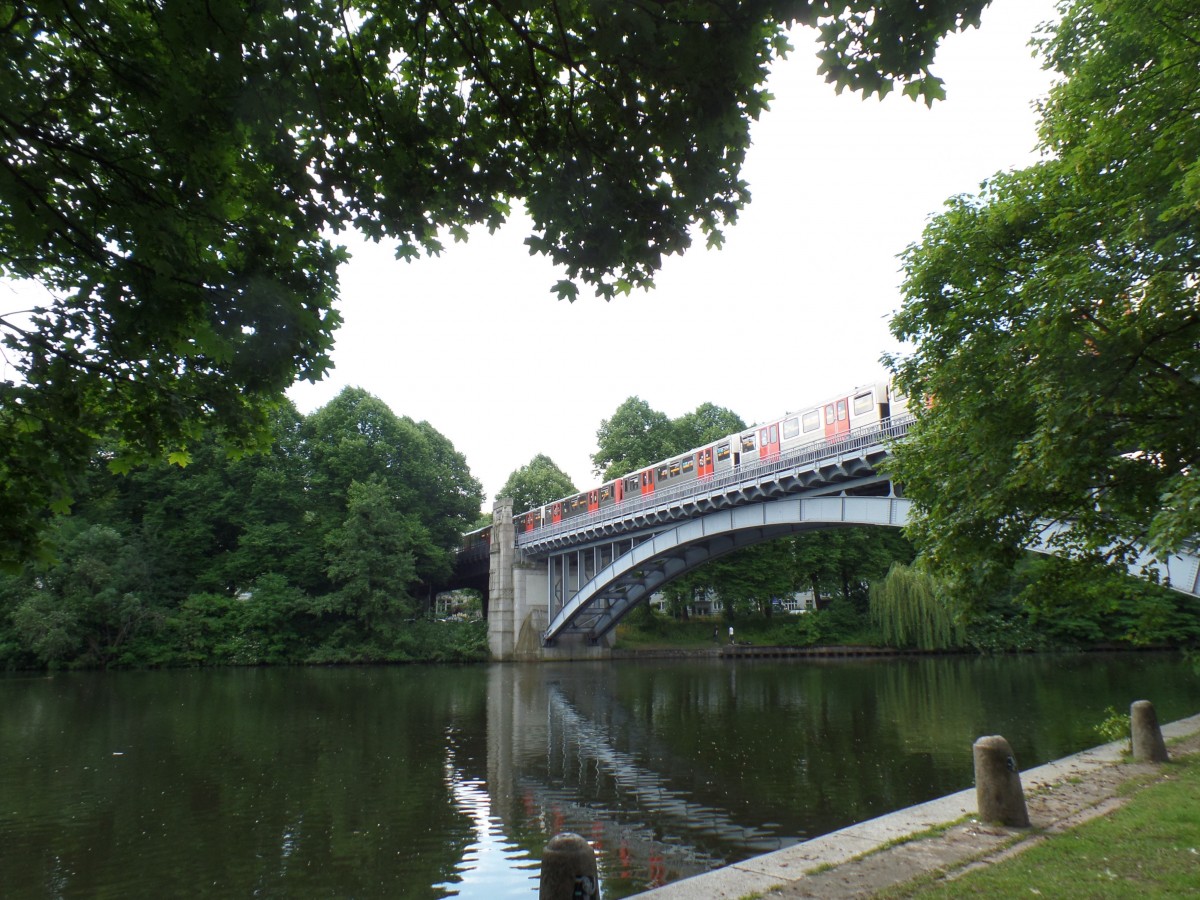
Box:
1131;700;1169;763
973;735;1030;827
539;832;600;900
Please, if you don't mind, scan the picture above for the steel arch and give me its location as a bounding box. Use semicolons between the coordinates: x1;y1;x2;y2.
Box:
544;495;911;644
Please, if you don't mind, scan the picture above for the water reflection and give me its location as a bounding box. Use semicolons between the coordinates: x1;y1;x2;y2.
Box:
0;655;1196;898
436;742;537;898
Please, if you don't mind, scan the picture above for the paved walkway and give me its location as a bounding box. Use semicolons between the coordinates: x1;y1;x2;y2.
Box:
636;713;1200;899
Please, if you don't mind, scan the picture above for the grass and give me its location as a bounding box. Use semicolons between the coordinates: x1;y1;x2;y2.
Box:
891;752;1200;898
613;609;883;650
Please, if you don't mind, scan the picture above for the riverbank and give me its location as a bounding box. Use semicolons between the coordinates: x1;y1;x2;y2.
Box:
611;644;916;660
635;711;1200;899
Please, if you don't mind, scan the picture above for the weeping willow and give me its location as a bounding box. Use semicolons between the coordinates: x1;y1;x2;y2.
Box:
869;562;966;650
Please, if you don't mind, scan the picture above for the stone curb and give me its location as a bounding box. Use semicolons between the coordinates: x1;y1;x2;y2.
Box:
634;712;1200;899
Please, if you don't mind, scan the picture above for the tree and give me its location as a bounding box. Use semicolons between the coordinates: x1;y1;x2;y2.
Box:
705;544;797;619
592;397;747;480
591;397;676;480
887;0;1199;600
497;454;577;514
325;477;423;633
671;402;747;450
302;387;484;588
869;562;965;650
2;0;991;565
5;521;156;668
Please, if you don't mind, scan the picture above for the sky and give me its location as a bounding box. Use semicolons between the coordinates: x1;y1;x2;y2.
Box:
291;0;1059;508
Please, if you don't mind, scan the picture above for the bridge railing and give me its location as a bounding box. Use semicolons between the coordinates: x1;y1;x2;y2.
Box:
516;414;915;549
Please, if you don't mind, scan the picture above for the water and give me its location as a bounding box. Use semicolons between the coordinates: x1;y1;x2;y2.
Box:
1;654;1196;898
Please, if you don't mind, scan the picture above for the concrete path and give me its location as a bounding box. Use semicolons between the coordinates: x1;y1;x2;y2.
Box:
635;712;1200;899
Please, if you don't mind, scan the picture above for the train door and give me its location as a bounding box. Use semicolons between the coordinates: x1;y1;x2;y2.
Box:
738;431;756;467
824;397;850;440
758;422;780;460
549;502;563;524
639;467;655;495
614;478;624;503
587;489;599;513
696;446;714;478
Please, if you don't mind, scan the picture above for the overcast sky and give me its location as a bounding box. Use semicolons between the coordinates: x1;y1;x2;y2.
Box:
290;0;1061;508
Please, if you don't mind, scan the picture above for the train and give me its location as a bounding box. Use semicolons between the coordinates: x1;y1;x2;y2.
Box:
493;378;908;539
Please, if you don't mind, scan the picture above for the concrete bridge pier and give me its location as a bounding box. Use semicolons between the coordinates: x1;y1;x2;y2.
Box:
488;499;613;662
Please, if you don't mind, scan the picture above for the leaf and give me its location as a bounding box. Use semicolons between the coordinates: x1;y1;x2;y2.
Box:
552;280;579;301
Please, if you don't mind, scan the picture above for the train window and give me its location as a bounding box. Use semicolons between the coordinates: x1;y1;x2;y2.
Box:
783;417;799;439
600;486;611;501
853;391;874;415
825;404;835;424
716;443;731;461
803;410;820;432
837;399;847;420
741;433;755;453
627;476;639;492
681;457;694;474
770;424;778;443
658;465;670;479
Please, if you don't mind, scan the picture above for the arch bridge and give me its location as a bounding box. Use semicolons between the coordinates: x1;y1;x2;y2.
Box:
463;416;1200;660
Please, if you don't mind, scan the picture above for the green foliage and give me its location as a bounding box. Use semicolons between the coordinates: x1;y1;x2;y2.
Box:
961;609;1051;655
498;454;577;514
1094;705;1132;749
887;0;1200;600
671;402;748;450
325;477;422;631
1;0;986;566
617;600;882;650
0;389;486;669
791;527;917;611
626;601;667;635
3;521;160;668
591;397;677;480
591;396;746;480
869;562;966;650
303;388;483;590
1013;555;1200;648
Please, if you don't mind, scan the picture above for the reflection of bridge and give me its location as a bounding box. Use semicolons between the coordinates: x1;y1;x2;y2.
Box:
452;414;1200;660
469;665;788;894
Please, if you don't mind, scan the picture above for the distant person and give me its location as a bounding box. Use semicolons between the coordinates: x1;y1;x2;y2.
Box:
728;625;734;645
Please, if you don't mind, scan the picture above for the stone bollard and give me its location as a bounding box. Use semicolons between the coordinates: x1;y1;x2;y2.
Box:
973;735;1030;827
1130;699;1170;763
540;832;600;900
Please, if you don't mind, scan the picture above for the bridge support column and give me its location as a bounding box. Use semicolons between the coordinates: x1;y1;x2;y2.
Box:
488;499;553;661
488;499;517;660
488;498;613;661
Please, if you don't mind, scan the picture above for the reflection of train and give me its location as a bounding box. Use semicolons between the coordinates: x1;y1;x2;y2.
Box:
503;379;907;537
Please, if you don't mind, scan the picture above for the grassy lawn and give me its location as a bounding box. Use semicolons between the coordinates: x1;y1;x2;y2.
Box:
613;609;881;650
895;752;1200;898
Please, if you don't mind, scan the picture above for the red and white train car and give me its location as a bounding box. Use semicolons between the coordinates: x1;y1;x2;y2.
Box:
513;379;905;534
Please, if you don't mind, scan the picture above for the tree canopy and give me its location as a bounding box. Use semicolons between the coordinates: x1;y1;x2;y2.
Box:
591;397;677;480
0;388;486;668
887;0;1199;596
498;454;577;514
1;0;990;567
591;396;745;480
